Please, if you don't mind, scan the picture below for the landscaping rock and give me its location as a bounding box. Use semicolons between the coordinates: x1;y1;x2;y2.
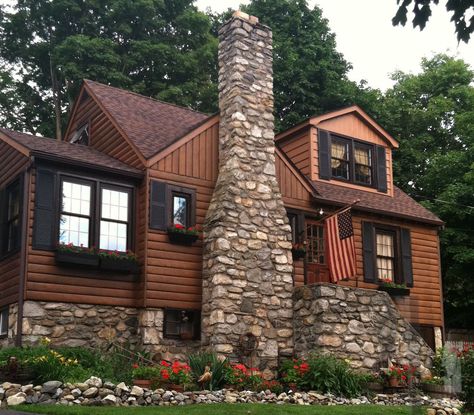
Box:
130;386;144;397
7;392;27;406
102;394;117;405
42;380;62;394
82;387;98;398
85;376;103;388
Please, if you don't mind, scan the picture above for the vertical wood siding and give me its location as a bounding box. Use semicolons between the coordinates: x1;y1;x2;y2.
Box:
67;94;143;169
0;142;29;307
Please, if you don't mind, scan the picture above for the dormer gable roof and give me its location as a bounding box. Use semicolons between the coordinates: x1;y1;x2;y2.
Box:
276;105;399;149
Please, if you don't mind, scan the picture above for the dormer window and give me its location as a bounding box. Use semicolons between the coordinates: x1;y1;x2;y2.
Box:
319;130;387;192
69;123;89;146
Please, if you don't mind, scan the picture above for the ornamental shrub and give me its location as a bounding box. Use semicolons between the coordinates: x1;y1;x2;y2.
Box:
188;352;228;391
460;348;474;411
280;354;369;397
224;363;263;390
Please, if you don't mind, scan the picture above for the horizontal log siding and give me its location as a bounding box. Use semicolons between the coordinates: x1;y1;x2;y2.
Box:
339;214;443;327
68;94;143;169
0;142;29;307
145;123;219;309
24;169;142;307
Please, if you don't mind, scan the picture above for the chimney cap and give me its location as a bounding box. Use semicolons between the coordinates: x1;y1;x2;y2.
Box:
232;10;259;24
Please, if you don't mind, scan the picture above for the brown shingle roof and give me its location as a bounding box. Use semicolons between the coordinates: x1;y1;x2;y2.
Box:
312;180;443;226
0;128;143;177
84;80;211;159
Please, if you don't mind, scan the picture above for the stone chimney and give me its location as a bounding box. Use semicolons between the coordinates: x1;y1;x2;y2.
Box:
202;11;294;375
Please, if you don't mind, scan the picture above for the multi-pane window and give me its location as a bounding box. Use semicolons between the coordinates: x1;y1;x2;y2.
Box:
164;309;200;340
172;193;190;228
331;140;350;180
354;144;372;185
59;180;92;247
306;224;325;264
329;135;374;186
0;307;8;337
100;188;130;251
59;177;132;252
3;180;21;254
288;214;298;243
376;231;395;281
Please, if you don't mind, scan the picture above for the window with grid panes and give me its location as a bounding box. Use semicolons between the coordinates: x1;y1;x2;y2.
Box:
376;230;396;281
354;144;372;185
331;139;350;180
306;224;325;264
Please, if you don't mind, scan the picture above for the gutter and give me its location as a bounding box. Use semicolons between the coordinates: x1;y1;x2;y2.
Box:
16;162;32;347
30;151;144;180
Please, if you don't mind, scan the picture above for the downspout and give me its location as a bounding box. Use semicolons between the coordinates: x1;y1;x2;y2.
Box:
15;160;33;347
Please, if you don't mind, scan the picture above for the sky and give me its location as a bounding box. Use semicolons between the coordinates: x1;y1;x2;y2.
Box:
197;0;474;91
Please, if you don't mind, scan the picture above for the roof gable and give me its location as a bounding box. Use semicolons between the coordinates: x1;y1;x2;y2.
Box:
83;80;211;160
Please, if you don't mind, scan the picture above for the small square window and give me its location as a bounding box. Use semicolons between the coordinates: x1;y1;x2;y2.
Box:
0;308;9;337
164;309;200;340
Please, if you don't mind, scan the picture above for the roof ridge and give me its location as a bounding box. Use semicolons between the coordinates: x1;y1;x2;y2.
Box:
84;79;210;117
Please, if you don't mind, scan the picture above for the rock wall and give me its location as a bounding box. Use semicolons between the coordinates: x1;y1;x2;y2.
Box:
202;11;294;375
0;303;18;348
293;284;434;370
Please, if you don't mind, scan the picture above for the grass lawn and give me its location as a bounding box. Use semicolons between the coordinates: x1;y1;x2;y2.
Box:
15;404;426;415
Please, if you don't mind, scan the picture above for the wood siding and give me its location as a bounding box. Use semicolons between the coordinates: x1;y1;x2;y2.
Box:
0;142;29;307
340;214;443;327
66;92;143;169
278;130;311;176
24;169;142;307
145;122;219;309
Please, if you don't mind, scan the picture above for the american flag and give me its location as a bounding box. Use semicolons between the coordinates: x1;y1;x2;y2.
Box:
326;208;356;283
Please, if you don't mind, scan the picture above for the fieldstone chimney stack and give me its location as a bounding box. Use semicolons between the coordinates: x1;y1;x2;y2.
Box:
202;11;294;375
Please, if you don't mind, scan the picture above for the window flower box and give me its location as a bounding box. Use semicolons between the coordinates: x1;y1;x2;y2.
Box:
292;244;306;260
167;224;201;246
99;250;140;274
377;279;410;296
55;244;99;267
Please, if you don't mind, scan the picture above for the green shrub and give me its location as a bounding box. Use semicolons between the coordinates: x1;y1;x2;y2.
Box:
188;352;228;391
461;349;474;411
280;354;369;397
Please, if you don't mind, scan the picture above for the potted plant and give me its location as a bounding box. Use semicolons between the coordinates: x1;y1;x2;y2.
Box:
55;243;99;267
291;243;306;260
158;360;191;392
377;278;410;296
131;364;159;389
384;364;417;388
99;249;140;274
167;224;201;246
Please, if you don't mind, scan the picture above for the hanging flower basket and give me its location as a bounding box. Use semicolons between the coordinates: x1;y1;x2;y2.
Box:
291;243;306;260
55;244;99;267
167;224;201;246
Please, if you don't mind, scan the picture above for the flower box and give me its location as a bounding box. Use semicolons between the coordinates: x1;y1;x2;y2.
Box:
100;257;140;274
55;251;99;267
378;285;410;296
167;232;199;246
291;248;306;260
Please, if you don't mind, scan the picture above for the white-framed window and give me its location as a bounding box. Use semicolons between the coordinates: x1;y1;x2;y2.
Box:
0;307;9;337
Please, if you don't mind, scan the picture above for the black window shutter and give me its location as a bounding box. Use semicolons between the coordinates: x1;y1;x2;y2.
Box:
297;213;305;243
318;130;331;180
0;188;5;255
150;180;168;230
33;169;57;250
400;228;413;287
376;146;388;193
362;222;376;283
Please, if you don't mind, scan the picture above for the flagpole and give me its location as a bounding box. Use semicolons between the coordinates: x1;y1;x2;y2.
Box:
312;198;361;225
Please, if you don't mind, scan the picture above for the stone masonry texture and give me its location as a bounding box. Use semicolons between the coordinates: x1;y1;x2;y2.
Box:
293;283;434;370
201;12;294;376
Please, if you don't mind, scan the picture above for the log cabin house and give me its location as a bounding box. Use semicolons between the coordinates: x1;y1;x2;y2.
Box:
0;11;443;369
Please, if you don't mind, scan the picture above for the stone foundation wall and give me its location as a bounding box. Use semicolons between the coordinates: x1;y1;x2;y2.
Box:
0;303;18;348
293;284;433;370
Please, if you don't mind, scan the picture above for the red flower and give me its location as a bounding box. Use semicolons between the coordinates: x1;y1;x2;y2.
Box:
160;360;170;367
174;224;185;229
161;369;170;380
132;363;139;369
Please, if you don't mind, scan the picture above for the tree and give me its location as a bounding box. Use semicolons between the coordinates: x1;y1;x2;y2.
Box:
241;0;381;132
379;54;474;328
393;0;474;43
0;0;217;139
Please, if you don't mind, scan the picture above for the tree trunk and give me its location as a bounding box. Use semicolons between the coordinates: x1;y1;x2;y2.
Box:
49;54;62;141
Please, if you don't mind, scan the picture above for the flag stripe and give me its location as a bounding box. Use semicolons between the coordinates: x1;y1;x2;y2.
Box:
325;208;356;283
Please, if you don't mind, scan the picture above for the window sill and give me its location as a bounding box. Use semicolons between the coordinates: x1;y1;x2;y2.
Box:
377;285;410;297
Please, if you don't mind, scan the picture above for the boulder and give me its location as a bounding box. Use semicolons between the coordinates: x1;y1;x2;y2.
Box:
42;380;62;394
7;392;27;406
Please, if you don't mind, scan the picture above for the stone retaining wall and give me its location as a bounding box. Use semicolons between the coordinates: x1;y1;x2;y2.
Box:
293;283;434;370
